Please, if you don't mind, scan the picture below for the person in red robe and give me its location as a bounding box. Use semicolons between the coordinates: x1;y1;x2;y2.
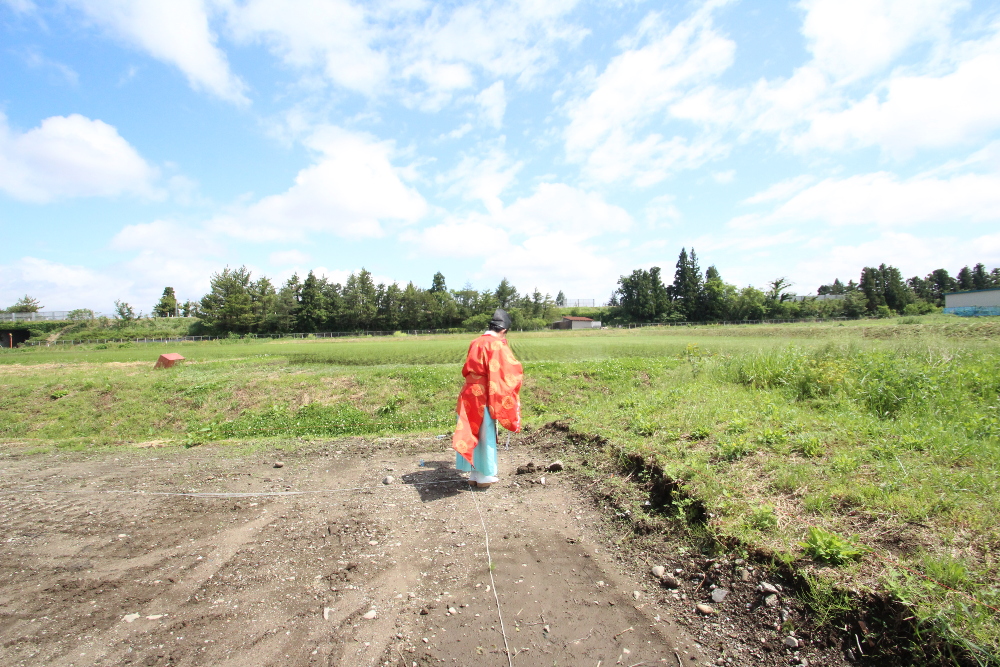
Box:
452;308;523;488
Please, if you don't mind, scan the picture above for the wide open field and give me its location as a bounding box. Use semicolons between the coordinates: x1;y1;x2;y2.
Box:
2;316;1000;665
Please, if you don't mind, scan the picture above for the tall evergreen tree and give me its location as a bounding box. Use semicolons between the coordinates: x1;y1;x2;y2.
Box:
152;287;178;317
429;272;447;293
249;276;278;332
297;271;328;332
494;278;518;308
670;248;702;320
957;265;975;290
342;269;378;330
972;263;990;290
200;266;254;334
555;290;566;307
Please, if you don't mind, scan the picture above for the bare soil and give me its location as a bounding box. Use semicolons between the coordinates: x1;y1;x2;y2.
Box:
0;436;852;667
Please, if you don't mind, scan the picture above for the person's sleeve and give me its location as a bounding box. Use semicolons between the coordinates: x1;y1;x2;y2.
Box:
486;341;523;432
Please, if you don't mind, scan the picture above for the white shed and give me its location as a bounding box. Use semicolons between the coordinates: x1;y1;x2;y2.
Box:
944;288;1000;316
552;316;602;329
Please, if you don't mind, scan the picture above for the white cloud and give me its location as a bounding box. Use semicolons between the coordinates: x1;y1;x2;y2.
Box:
0;113;159;202
2;0;35;13
400;0;586;104
734;1;997;156
476;81;507;129
269;249;312;267
68;0;248;104
408;183;633;297
742;175;816;204
210;125;427;241
225;0;388;96
789;230;1000;292
111;220;221;256
221;0;584;112
438;143;522;214
798;0;965;83
795;41;1000;156
735;170;1000;229
0;257;119;312
564;4;736;184
644;195;681;227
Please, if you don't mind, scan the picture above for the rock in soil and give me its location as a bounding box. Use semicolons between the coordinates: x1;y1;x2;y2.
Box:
548;460;564;472
651;565;666;578
383;475;394;484
661;574;680;589
696;604;716;615
516;462;536;474
273;460;284;468
711;588;728;603
784;636;799;648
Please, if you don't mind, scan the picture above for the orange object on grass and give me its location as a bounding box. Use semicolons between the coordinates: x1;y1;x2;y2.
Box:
154;353;185;369
452;332;523;465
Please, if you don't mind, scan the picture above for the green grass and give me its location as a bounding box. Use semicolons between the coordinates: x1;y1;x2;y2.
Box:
2;317;1000;661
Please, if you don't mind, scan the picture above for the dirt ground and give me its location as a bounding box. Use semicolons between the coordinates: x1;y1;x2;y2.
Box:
0;437;850;667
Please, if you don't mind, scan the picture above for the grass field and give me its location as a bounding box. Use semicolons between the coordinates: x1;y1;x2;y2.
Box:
3;315;1000;663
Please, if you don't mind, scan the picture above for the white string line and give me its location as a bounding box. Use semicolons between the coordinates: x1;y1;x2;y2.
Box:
469;484;514;667
0;477;469;499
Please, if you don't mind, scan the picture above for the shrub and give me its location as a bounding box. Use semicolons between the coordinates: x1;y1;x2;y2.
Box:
801;526;865;565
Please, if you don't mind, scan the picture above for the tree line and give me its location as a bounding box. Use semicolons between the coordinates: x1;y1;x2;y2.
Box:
611;249;1000;323
152;268;561;335
7;254;999;333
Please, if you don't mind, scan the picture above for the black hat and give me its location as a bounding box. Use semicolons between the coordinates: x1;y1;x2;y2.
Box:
490;308;512;331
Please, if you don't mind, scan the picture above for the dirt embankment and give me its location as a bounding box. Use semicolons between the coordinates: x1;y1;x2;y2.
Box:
0;435;853;667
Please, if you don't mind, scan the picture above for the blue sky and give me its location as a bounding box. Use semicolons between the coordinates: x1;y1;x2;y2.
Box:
2;0;999;312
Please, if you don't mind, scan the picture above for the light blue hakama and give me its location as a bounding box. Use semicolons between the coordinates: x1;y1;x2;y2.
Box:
455;406;499;483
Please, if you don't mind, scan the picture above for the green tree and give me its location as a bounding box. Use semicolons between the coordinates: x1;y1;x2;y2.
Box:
766;277;794;302
956;265;975;290
67;308;95;321
342;269;378;330
429;272;447;293
555;290;566;307
376;282;402;330
494;278;518;308
113;299;137;327
297;271;328;332
249;276;278;332
972;263;990;290
731;286;767;321
669;248;703;320
701;266;733;321
152;287;178;317
616;267;670;322
199;266;255;334
272;274;301;333
6;295;42;312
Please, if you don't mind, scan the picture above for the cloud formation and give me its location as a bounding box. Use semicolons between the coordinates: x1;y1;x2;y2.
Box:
0;113;159;202
66;0;249;104
210;126;427;241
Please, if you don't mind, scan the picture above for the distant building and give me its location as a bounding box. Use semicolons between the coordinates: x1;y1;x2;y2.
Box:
551;316;602;329
944;288;1000;317
789;294;845;302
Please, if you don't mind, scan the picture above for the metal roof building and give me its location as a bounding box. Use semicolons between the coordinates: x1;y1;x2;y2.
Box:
551;315;602;329
944;288;1000;317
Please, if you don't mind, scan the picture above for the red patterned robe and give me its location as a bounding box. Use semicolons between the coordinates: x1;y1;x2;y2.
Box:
452;331;523;465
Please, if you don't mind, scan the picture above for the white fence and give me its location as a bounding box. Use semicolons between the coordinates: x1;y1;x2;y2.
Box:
0;311;79;322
